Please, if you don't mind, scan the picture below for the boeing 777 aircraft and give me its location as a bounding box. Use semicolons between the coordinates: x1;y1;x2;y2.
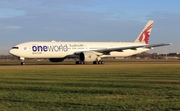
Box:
9;20;171;65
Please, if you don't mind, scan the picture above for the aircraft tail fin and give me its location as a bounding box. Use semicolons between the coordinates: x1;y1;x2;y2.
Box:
134;20;154;44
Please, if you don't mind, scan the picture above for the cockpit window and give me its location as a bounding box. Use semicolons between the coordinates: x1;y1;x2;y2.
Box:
12;47;19;49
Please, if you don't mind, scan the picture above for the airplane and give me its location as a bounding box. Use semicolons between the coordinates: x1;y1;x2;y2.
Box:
9;20;171;65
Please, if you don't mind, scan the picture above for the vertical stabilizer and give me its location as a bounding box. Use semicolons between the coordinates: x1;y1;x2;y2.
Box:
134;20;154;44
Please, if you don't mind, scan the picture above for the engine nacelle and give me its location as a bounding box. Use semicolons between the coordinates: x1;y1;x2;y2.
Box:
79;51;98;62
49;58;64;62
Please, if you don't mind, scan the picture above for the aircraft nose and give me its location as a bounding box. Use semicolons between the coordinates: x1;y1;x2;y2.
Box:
9;49;13;54
9;46;20;56
9;49;16;56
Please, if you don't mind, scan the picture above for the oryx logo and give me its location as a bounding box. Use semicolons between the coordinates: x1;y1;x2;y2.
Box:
139;23;153;44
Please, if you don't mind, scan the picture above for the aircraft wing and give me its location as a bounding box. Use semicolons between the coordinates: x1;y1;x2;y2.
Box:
144;43;172;48
74;43;171;55
94;43;171;55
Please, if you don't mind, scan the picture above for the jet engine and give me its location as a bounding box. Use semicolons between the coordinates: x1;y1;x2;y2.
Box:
49;58;65;62
79;51;98;62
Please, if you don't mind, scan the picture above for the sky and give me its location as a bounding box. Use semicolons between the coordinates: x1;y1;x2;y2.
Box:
0;0;180;54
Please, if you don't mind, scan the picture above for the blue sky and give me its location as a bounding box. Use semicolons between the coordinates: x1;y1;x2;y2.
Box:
0;0;180;54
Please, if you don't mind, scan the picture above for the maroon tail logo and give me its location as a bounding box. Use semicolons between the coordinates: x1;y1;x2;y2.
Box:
139;23;153;44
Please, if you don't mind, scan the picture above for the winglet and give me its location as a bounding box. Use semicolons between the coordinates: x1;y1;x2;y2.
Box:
134;20;154;44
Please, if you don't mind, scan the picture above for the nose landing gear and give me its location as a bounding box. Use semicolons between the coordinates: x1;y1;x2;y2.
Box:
21;62;25;65
19;57;25;65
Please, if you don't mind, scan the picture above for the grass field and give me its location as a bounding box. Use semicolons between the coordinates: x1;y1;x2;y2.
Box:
0;60;180;111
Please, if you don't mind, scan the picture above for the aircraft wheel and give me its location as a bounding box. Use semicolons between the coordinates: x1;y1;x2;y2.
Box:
93;61;104;64
83;61;87;64
76;61;81;64
93;61;98;64
76;61;87;64
98;61;104;64
21;62;25;65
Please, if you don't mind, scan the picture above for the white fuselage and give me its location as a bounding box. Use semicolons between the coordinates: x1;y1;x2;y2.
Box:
8;20;171;65
9;41;149;59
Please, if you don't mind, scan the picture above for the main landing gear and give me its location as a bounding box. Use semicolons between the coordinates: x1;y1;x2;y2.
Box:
93;61;104;64
75;61;105;65
75;61;87;64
